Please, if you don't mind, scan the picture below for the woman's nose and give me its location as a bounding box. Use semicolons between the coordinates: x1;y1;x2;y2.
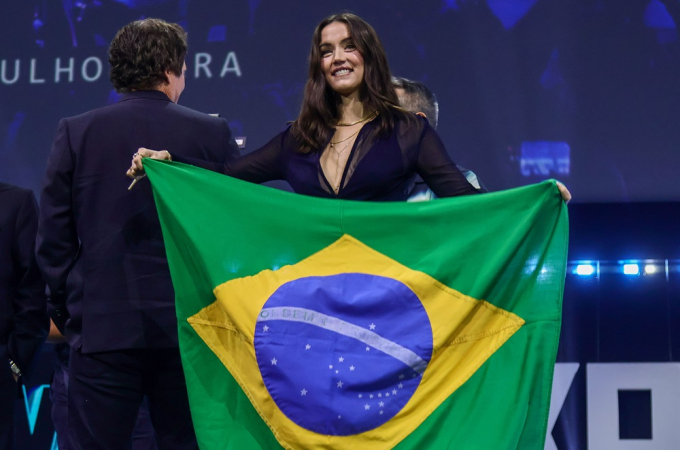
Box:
332;49;345;62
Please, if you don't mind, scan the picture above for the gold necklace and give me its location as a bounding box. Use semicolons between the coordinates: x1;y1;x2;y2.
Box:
330;128;360;146
332;142;352;193
328;130;360;193
332;110;379;127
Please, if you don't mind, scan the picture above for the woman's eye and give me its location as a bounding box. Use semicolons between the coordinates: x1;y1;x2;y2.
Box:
321;49;332;56
345;44;356;51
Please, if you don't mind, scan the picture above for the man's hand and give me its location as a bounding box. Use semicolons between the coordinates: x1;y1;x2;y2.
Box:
556;181;571;203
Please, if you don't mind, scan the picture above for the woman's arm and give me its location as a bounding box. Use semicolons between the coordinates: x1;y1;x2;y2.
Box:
414;122;480;198
127;130;288;184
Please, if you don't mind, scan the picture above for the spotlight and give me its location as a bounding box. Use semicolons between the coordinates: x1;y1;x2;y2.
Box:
623;264;639;275
575;264;594;276
644;264;656;274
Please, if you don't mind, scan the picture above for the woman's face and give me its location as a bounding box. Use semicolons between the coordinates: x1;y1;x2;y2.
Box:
319;22;365;97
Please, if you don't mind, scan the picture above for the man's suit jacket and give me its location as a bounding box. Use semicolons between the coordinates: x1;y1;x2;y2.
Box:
0;183;48;377
37;90;239;353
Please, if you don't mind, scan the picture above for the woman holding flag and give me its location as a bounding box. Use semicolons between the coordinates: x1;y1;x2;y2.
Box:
124;13;571;449
127;13;486;201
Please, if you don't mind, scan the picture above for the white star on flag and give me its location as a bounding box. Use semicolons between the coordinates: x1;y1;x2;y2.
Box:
301;389;307;396
350;365;355;371
369;323;376;330
366;347;370;351
358;394;363;398
380;410;384;415
364;404;370;410
329;365;333;369
369;394;374;399
386;393;390;397
305;344;311;350
398;383;403;389
271;358;277;365
379;401;384;407
399;374;405;380
337;381;343;388
263;325;269;332
338;357;344;362
392;389;397;395
378;393;382;398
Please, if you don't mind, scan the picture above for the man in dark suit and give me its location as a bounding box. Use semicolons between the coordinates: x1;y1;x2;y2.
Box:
0;183;49;449
36;18;239;449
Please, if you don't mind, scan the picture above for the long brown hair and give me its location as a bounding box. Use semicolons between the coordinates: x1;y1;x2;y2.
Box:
292;13;406;153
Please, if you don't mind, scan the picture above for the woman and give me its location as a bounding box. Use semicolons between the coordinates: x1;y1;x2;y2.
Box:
127;13;570;202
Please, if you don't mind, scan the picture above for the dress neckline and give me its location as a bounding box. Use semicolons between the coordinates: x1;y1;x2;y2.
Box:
319;121;373;196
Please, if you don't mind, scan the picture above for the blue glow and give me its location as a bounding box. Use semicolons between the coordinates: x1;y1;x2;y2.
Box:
487;0;539;30
644;0;676;29
540;48;563;89
111;0;170;7
207;25;227;42
6;112;26;147
440;0;460;13
94;34;108;46
520;141;570;177
107;90;122;105
23;384;50;435
623;264;640;275
575;265;594;276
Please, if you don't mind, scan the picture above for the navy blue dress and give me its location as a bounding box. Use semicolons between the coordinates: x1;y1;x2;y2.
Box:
177;115;478;201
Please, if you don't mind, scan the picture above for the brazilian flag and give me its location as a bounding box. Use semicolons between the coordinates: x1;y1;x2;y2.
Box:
144;159;568;449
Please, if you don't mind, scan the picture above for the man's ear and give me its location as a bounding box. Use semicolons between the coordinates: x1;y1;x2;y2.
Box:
163;69;172;85
416;112;428;119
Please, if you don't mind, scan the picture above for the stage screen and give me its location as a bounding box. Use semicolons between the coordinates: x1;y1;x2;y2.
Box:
1;0;679;202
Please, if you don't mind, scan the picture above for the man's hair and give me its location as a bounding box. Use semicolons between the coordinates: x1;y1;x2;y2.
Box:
108;18;187;93
392;77;439;129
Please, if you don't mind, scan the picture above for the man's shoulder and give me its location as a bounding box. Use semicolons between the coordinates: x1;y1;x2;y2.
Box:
0;182;32;199
164;102;226;124
60;103;225;137
64;98;225;126
61;103;118;124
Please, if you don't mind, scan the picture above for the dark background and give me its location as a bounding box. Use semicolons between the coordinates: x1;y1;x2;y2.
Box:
1;0;679;202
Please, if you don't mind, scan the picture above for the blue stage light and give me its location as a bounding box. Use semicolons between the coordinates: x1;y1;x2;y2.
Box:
623;264;640;275
575;264;594;276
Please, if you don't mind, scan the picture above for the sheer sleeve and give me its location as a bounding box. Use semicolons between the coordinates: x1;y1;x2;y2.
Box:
414;121;480;198
173;129;287;184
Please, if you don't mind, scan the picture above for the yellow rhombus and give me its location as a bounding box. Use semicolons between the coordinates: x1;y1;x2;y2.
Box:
188;234;524;450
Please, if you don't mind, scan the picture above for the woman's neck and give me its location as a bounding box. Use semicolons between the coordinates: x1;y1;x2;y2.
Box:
336;92;366;124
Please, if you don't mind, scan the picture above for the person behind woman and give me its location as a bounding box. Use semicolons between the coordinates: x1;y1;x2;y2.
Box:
128;13;481;201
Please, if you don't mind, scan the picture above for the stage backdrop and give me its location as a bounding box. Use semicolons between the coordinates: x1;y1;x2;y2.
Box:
1;0;679;202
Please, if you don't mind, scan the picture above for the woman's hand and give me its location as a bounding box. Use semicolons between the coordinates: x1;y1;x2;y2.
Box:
556;181;571;203
126;148;172;179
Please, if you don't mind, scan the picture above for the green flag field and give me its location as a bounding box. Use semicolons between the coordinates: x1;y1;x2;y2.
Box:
144;159;568;450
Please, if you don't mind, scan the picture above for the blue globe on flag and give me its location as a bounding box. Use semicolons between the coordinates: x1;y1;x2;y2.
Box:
254;273;433;436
